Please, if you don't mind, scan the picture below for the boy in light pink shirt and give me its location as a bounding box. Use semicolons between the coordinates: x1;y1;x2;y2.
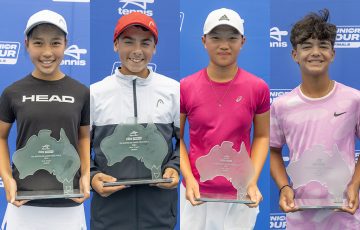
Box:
270;9;360;229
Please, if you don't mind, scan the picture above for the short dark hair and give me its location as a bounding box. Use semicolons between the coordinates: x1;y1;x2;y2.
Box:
290;9;337;49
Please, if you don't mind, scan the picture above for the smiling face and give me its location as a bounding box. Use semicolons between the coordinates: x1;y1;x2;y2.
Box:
292;38;335;77
114;25;156;78
26;24;67;80
202;25;245;69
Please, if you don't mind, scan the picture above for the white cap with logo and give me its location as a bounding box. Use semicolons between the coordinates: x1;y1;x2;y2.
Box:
203;8;244;35
24;10;68;36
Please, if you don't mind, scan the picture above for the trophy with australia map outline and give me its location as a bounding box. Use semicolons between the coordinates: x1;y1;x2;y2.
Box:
195;141;256;203
13;129;83;200
101;122;173;187
286;144;351;209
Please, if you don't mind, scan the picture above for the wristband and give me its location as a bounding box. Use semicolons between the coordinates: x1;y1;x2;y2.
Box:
279;184;292;196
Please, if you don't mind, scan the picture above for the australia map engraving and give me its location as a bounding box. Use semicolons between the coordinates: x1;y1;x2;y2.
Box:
100;123;168;179
196;141;255;200
287;144;352;199
13;129;80;193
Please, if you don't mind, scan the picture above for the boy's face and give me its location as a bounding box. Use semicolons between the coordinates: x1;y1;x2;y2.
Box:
114;26;156;78
202;25;245;68
26;24;67;79
292;38;335;77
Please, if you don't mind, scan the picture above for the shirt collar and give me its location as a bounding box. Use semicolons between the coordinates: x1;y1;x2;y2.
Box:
115;67;154;86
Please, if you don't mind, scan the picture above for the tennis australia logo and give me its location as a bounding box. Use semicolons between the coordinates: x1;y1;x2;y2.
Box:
111;61;157;74
22;95;75;103
127;130;142;141
0;41;20;65
335;26;360;48
270;213;286;229
219;14;229;21
118;0;154;16
180;12;184;32
38;144;54;154
61;44;87;66
270;89;291;104
270;27;288;48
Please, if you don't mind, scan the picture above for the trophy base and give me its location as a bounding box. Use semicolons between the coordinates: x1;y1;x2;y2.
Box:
196;192;255;204
103;178;173;187
16;189;84;200
295;198;346;209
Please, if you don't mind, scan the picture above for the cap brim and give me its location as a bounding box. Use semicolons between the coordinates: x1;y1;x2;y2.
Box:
115;23;158;43
25;21;68;35
204;23;243;35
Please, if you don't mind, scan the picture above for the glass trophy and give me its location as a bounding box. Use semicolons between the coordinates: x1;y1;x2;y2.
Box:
13;129;83;200
101;123;172;187
195;141;255;203
287;145;352;209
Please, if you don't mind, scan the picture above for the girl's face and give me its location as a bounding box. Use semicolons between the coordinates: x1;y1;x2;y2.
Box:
202;25;245;69
26;24;67;80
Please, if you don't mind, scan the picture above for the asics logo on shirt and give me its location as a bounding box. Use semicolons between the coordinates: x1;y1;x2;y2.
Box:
22;95;75;103
334;111;346;117
235;96;243;103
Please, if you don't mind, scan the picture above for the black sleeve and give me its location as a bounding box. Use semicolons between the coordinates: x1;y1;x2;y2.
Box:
80;88;90;126
90;126;101;186
163;124;180;174
0;88;15;123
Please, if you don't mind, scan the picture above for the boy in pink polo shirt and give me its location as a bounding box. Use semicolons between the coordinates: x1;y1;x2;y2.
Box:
270;9;360;229
180;8;270;229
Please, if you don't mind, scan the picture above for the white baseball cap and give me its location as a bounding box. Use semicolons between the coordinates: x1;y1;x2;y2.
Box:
203;8;244;35
24;10;68;36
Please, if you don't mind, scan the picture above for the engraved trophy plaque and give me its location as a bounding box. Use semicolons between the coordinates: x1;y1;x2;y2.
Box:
287;145;351;209
195;141;255;203
13;129;83;200
101;123;172;187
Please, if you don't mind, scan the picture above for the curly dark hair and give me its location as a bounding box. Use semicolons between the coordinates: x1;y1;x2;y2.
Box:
290;9;337;49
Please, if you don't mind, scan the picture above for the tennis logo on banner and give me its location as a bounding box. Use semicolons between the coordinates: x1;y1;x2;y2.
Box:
118;0;154;16
180;12;184;32
270;27;288;48
335;26;360;48
0;41;20;65
61;44;87;66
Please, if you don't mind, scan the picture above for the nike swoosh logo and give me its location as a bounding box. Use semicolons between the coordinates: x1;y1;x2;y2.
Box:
334;112;346;117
